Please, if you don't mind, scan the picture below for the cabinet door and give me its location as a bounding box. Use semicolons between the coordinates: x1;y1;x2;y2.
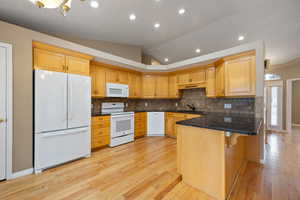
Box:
118;71;129;84
90;65;106;97
206;67;216;97
128;73;136;98
135;74;142;98
66;56;90;76
142;75;156;98
106;68;118;83
34;48;65;72
168;74;179;98
216;63;225;97
178;73;190;85
166;114;174;137
190;69;206;83
225;56;256;96
156;75;169;98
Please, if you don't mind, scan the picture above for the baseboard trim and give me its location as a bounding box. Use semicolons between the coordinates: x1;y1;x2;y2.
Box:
266;129;288;133
11;168;33;179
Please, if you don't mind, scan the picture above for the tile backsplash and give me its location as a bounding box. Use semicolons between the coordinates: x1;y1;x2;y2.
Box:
92;88;255;115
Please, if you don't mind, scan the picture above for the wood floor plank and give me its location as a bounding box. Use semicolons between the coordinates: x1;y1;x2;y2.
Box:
1;128;300;200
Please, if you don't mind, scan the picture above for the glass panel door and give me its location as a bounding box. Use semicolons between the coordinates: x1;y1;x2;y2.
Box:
265;82;283;130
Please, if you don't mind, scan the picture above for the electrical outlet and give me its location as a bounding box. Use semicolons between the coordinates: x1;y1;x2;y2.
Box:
224;117;232;123
224;104;232;109
175;102;178;107
125;103;128;107
145;102;148;107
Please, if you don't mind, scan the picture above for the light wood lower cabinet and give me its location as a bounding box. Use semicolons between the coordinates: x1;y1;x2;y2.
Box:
165;113;201;138
91;116;110;149
177;125;247;200
134;112;147;138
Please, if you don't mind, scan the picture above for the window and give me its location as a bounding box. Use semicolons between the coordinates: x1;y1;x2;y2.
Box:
265;73;281;81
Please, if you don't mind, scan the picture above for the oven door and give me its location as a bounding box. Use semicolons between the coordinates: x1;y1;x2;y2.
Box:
111;115;134;138
106;83;129;97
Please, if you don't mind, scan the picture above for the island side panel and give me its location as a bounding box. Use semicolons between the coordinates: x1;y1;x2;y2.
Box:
177;125;226;200
225;135;246;196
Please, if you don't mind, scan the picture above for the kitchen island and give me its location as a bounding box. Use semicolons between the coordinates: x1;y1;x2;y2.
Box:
176;113;263;200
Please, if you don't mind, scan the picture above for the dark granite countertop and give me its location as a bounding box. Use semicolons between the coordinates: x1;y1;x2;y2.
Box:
176;112;262;135
92;110;205;117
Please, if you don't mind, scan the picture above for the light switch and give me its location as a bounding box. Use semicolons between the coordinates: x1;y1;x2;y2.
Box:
145;102;148;107
175;102;178;107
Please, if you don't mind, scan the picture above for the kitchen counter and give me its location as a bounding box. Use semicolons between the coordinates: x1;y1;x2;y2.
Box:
176;112;262;135
92;110;205;117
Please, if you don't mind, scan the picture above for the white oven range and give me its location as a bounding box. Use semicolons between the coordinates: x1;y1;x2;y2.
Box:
101;103;134;147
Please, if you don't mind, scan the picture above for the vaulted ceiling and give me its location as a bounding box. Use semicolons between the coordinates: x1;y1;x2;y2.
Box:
0;0;299;65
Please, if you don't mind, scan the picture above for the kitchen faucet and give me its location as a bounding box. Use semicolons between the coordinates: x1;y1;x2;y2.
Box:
187;104;196;111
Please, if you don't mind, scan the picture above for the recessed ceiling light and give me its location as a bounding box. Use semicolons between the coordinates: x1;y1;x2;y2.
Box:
178;8;186;15
154;23;160;28
238;35;245;41
129;14;136;21
90;0;99;8
164;58;169;62
196;48;201;53
155;0;161;2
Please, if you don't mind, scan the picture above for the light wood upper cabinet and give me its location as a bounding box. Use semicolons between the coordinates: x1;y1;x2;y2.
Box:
142;75;156;98
135;75;142;97
156;75;169;98
128;73;142;98
206;67;216;98
178;73;190;85
118;71;129;84
90;65;106;97
34;48;65;72
66;56;90;76
105;68;128;84
33;42;92;76
177;68;207;90
190;69;206;83
168;74;179;98
225;56;256;96
216;63;225;97
105;68;119;83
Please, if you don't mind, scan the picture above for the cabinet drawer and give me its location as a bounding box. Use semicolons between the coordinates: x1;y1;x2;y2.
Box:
92;120;110;128
92;116;110;124
92;135;110;149
92;127;110;137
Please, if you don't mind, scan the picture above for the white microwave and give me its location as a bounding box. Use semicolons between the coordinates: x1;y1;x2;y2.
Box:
106;83;129;98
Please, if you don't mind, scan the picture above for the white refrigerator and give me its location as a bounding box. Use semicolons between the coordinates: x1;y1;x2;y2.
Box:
34;70;91;173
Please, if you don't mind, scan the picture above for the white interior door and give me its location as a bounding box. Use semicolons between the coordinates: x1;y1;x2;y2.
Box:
35;70;68;133
68;74;91;129
265;81;283;131
0;47;7;180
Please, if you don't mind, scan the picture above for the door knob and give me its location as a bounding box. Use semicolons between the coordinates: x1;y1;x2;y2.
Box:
0;118;6;123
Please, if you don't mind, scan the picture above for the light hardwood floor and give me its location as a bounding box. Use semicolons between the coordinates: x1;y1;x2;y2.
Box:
1;129;300;200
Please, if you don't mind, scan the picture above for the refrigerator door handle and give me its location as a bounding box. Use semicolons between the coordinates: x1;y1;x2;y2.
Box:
41;129;87;138
68;76;73;121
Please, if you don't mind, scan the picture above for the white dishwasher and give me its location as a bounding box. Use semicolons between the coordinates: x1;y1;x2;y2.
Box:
147;112;165;136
